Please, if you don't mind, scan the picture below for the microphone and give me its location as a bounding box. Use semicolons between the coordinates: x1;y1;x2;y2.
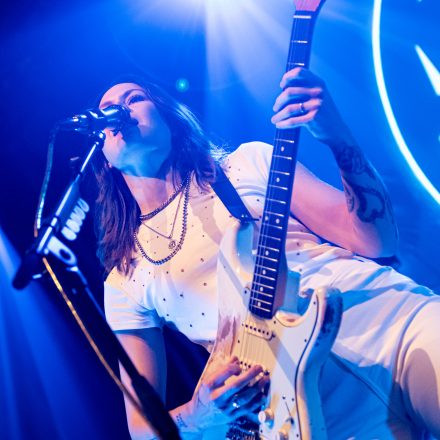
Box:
57;104;137;134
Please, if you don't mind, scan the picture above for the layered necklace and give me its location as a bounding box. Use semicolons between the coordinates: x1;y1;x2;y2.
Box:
134;174;190;265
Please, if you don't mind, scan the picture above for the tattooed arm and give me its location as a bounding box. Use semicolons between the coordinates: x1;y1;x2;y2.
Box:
290;145;398;258
334;143;396;226
272;68;398;257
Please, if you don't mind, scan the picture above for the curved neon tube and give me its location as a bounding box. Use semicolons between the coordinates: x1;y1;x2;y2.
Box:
372;0;440;204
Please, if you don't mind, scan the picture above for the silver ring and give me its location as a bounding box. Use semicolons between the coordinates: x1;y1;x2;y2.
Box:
299;102;306;115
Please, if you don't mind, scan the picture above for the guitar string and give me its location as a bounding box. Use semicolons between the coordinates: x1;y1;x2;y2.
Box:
257;8;307;369
241;9;308;382
240;13;302;375
233;14;311;417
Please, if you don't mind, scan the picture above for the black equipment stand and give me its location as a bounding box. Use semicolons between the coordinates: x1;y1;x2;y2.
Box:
13;130;181;440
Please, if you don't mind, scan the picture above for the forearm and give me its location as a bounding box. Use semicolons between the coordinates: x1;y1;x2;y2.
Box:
169;402;201;438
127;400;200;440
331;141;398;257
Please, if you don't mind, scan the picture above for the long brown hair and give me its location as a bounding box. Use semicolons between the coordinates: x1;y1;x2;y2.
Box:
93;78;225;275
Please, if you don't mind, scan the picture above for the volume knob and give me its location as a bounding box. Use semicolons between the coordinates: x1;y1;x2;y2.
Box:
275;428;289;440
275;421;293;440
258;408;274;426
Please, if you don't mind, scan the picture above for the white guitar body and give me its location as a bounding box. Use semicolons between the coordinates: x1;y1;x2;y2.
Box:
199;221;342;440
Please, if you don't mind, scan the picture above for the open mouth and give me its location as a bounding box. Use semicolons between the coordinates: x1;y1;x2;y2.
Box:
115;120;139;138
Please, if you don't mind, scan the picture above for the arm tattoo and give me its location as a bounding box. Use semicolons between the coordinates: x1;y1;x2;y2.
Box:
343;177;387;222
342;181;355;213
334;144;375;179
335;145;396;227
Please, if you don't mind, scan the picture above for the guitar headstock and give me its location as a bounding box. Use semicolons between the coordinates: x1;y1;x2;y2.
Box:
293;0;325;12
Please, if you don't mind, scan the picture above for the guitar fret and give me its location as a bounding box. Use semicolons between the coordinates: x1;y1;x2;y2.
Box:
253;281;275;290
268;183;288;191
269;158;294;173
287;61;306;67
261;225;285;238
258;245;280;253
262;202;285;215
265;211;285;217
251;292;274;301
255;264;277;272
262;223;283;233
292;40;308;44
255;266;277;278
272;170;291;176
250;304;272;313
251;291;274;299
258;255;279;263
259;238;283;252
293;14;312;19
255;257;279;272
255;273;276;282
260;230;283;243
267;198;287;204
271;179;290;188
259;233;281;241
274;138;295;144
273;154;293;160
250;297;272;306
258;249;280;263
262;223;283;231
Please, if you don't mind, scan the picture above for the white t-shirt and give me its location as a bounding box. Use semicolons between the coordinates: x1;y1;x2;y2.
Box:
105;142;440;438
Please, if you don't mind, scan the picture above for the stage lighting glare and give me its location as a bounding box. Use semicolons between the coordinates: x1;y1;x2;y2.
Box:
176;78;190;92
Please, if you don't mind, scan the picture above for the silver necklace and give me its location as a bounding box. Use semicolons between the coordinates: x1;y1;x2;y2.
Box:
141;188;184;250
134;177;190;265
139;175;188;221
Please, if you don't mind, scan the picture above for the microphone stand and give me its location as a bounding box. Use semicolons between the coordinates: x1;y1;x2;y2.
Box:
13;130;181;440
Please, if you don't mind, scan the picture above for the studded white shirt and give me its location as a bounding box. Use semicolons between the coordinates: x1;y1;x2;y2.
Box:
104;141;352;349
104;141;440;438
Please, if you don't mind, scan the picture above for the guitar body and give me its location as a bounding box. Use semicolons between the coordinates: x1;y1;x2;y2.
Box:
199;222;342;440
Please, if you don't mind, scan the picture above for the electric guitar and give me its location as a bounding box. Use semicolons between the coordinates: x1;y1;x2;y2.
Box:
198;1;342;438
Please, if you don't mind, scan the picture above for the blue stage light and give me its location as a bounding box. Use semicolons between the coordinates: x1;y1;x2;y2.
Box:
176;78;190;92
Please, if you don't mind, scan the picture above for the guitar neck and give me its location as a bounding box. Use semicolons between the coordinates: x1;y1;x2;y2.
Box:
249;5;323;319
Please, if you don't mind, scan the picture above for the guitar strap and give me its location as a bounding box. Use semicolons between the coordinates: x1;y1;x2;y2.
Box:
210;165;257;224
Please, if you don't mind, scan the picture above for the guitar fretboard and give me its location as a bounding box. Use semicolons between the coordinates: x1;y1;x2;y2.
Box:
249;10;320;318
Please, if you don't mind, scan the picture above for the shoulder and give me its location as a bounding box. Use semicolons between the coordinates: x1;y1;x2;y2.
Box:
227;141;273;164
223;141;273;180
105;266;133;292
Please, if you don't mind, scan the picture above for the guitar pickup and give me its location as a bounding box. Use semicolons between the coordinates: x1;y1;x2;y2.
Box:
242;319;274;341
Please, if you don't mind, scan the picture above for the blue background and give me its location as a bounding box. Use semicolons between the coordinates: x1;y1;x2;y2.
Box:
1;0;439;438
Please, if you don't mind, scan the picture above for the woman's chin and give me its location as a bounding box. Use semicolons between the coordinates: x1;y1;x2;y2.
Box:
116;145;170;178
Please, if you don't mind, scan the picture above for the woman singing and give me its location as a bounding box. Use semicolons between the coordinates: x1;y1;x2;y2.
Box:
95;68;440;439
